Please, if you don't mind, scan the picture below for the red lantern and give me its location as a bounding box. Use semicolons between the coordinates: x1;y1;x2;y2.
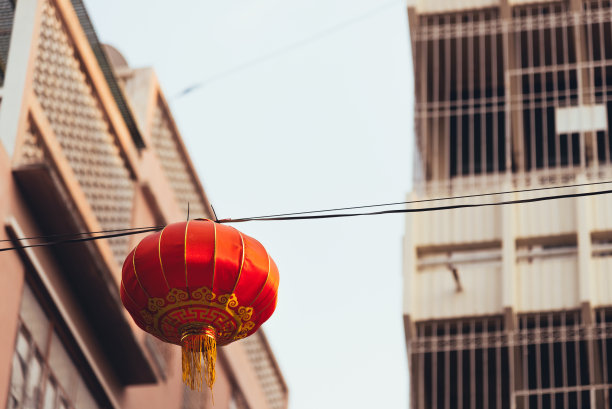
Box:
120;219;279;391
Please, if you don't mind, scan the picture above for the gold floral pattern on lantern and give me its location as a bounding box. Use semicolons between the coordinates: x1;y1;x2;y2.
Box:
140;286;255;346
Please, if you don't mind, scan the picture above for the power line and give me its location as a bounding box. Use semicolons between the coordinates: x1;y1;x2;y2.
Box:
217;188;612;223
0;227;162;253
3;179;612;246
174;0;401;98
0;225;164;244
2;186;612;253
5;178;609;245
220;178;612;220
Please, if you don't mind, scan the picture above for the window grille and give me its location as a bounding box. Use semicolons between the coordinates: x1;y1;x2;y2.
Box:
412;1;612;194
409;310;612;409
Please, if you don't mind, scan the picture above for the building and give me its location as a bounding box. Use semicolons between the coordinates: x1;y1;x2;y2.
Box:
0;0;288;409
404;0;612;408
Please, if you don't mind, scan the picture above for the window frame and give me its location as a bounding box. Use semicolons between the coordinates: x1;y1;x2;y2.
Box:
6;275;112;409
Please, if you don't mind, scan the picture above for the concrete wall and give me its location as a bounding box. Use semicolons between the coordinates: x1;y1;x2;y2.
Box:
405;183;612;321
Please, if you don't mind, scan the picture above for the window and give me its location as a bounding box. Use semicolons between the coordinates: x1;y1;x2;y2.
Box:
7;282;102;409
411;316;510;409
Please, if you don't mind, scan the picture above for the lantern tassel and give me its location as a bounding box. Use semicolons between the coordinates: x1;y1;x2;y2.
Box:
181;326;217;393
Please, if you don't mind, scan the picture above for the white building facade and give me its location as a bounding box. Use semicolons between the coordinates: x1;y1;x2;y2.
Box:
404;1;612;408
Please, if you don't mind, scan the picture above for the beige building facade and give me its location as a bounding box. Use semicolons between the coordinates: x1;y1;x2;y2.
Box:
404;0;612;408
0;0;287;409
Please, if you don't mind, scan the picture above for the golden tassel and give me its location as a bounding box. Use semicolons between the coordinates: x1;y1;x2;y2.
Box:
181;325;217;392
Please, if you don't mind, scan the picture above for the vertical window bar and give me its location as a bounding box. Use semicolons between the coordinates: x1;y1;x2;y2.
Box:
561;311;569;408
588;312;596;407
419;32;430;186
432;322;438;409
550;21;562;177
547;313;556;409
575;312;583;407
457;19;464;179
562;15;574;170
419;349;425;409
483;323;489;409
432;17;440;185
458;320;464;409
496;319;502;409
527;18;537;175
600;310;610;405
514;23;526;176
503;18;513;175
577;19;587;173
597;3;611;168
492;27;500;177
480;12;488;180
470;320;476;409
586;6;599;172
535;314;543;409
538;10;549;175
468;15;476;183
523;316;531;409
445;16;452;184
444;322;451;409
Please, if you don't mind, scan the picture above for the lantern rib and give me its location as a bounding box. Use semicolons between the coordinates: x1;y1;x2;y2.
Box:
120;280;140;311
157;227;171;290
211;222;217;291
184;220;191;292
132;241;152;299
260;294;277;312
248;251;271;307
229;231;246;296
256;293;278;323
255;263;280;319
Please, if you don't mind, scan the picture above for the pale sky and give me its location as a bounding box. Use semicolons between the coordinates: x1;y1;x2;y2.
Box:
83;0;414;407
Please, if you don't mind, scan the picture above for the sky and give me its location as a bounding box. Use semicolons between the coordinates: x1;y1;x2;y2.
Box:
83;0;415;407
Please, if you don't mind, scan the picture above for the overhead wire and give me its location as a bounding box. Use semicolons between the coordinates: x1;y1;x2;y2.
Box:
228;178;612;220
1;181;612;253
174;0;401;98
217;187;612;223
5;177;611;245
0;227;162;253
0;225;165;244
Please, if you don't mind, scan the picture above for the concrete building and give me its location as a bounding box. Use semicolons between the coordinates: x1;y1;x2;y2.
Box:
404;0;612;408
0;1;287;409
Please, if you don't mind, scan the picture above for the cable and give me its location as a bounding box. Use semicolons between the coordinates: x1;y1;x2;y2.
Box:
220;178;612;220
174;0;401;98
0;225;165;244
4;177;610;245
0;227;163;253
217;188;612;223
2;182;612;252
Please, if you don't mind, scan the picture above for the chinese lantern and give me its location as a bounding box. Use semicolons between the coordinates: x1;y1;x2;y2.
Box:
120;219;279;391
